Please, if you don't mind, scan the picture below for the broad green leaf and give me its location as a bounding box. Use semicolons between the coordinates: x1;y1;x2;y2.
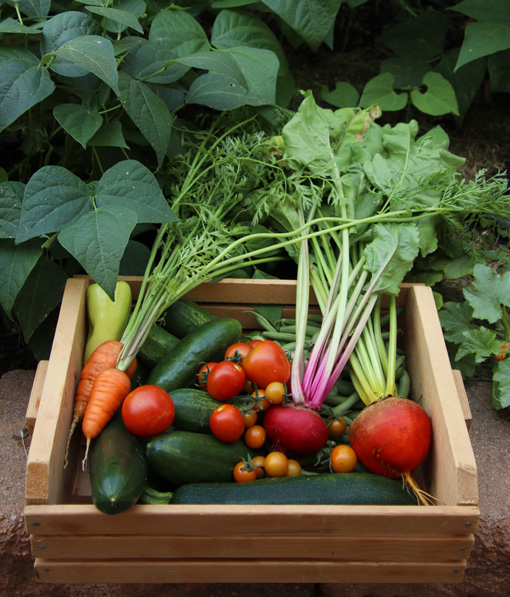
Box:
13;257;67;341
0;238;42;318
488;49;510;92
186;73;250;110
380;57;431;88
259;0;343;51
41;11;103;78
149;9;209;56
58;205;138;299
379;12;449;60
0;48;56;132
119;239;151;275
410;72;459;116
54;36;119;93
118;72;173;167
463;263;510;324
450;0;510;23
88;120;130;148
211;1;255;6
85;6;144;34
53;104;103;148
363;223;420;295
0;17;43;34
439;301;475;345
0;182;24;239
95;160;177;224
4;0;51;18
16;167;92;243
122;41;189;84
492;358;510;410
321;81;359;108
455;326;502;364
455;22;510;70
359;73;408;112
176;51;248;86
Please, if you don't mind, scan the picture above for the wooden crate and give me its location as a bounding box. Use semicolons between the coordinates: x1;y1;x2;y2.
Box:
24;277;479;585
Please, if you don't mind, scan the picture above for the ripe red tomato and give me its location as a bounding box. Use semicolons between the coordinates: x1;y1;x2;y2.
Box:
197;362;218;387
244;424;267;449
206;360;246;401
242;340;291;389
224;342;252;362
209;404;245;443
248;339;263;348
233;461;257;483
121;385;175;437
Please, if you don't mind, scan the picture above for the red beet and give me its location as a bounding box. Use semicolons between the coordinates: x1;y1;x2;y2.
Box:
349;397;433;504
263;404;329;457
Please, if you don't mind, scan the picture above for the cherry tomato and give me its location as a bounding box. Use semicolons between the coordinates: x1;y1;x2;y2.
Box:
286;459;302;477
121;385;175;437
330;444;357;473
242;340;291;389
250;389;271;412
209;404;245;443
224;342;252;362
251;455;266;478
197;362;218;388
233;461;257;483
265;381;286;405
264;451;288;477
244;424;267;449
243;411;258;428
328;417;347;438
206;360;246;401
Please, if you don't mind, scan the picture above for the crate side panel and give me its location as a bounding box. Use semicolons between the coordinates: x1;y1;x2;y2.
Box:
30;534;474;562
25;278;89;506
404;286;478;507
25;360;48;437
33;559;467;584
24;504;480;537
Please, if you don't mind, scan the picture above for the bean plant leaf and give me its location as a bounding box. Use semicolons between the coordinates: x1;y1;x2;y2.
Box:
0;239;42;318
0;48;56;132
13;257;67;341
463;263;510;324
321;81;360;108
0;182;24;239
95;160;177;224
16;167;92;243
41;11;103;78
88;121;130;148
492;358;510;410
118;72;173;168
122;41;189;85
0;17;44;34
54;36;119;93
58;205;138;298
455;22;510;70
359;73;408;112
176;51;248;86
85;6;144;34
4;0;51;18
259;0;343;51
149;8;209;56
53;104;103;148
450;0;510;24
488;49;510;92
410;72;460;116
439;300;475;345
455;327;502;364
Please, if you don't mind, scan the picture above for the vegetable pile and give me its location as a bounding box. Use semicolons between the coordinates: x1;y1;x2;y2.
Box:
67;93;510;514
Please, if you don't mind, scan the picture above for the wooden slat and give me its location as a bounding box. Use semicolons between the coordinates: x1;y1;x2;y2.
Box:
24;504;480;537
403;286;478;507
25;360;48;436
25;278;89;506
32;559;468;584
30;534;474;562
452;370;472;430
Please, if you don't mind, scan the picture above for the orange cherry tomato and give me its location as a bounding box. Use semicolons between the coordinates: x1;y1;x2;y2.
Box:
244;424;267;449
330;444;357;473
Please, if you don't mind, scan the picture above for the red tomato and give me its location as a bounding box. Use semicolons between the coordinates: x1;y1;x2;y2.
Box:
121;385;175;437
197;362;218;388
248;339;263;348
209;404;245;443
242;340;291;389
233;461;257;483
244;424;267;449
206;360;246;401
224;342;252;362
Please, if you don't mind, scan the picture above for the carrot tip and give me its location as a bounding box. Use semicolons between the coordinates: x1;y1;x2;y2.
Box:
82;438;91;472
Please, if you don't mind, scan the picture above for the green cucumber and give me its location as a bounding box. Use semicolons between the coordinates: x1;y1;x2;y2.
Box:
89;412;148;515
147;318;242;393
146;430;262;485
170;473;417;506
138;324;180;369
163;298;216;338
170;387;219;433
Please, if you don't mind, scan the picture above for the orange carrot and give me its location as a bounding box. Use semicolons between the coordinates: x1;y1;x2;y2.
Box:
81;367;132;468
64;340;136;467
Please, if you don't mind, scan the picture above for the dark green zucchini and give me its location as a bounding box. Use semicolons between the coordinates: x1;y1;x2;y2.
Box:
163;298;216;338
89;412;148;515
146;430;262;485
170;473;417;506
147;318;242;393
138;323;180;369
